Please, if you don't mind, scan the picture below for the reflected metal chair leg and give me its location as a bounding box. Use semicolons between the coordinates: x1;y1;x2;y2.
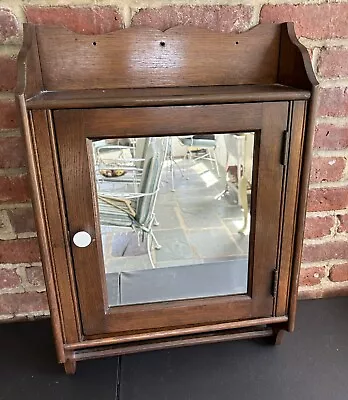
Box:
146;233;156;268
213;148;220;177
238;176;249;234
151;230;162;250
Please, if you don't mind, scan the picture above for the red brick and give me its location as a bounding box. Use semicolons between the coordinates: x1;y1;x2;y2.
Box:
314;124;348;150
0;268;21;290
132;5;253;33
318;88;348;118
304;216;334;239
0;8;19;44
329;263;348;282
307;188;348;212
337;214;348;233
0;291;48;315
7;207;36;234
260;4;348;40
310;157;346;183
0;174;31;203
0;238;40;263
302;240;348;262
0;101;18;129
25;6;123;34
318;48;348;78
0;136;26;168
299;266;325;286
26;266;45;287
0;56;17;92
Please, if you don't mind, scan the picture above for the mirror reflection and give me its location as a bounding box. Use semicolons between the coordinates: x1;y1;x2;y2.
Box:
91;133;255;307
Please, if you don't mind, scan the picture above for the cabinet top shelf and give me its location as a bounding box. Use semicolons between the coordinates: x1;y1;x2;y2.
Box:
16;23;318;102
26;84;311;110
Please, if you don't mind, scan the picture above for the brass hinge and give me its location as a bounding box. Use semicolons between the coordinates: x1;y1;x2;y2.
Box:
280;130;290;166
271;266;279;298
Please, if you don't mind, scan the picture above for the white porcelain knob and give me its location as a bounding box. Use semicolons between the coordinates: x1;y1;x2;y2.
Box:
73;231;92;248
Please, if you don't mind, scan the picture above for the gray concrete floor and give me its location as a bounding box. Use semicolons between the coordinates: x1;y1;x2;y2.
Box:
102;158;249;273
1;297;348;400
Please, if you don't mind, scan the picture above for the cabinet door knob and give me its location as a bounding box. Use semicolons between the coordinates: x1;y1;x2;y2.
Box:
73;231;92;248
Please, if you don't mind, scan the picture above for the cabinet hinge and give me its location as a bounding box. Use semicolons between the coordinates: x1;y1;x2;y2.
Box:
280;130;290;166
271;266;279;298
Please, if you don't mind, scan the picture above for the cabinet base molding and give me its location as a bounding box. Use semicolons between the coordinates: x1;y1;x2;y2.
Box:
62;323;286;373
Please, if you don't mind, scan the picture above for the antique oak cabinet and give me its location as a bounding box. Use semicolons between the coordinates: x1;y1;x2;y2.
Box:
16;22;318;374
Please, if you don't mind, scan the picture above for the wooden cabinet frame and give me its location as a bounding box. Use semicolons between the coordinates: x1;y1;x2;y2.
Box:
16;23;318;374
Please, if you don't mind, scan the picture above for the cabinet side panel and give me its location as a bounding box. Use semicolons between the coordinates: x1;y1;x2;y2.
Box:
288;90;319;331
31;110;81;346
15;99;63;363
276;101;306;317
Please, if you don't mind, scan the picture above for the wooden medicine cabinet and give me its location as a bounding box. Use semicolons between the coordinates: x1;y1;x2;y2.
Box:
16;22;318;374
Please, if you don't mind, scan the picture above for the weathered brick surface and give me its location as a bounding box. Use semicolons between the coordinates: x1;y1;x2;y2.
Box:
0;238;40;264
25;6;123;34
0;292;48;315
318;88;348;118
329;263;348;282
0;136;26;168
302;240;348;263
307;188;348;212
7;207;36;234
0;210;15;240
299;266;325;286
26;266;45;287
310;157;345;183
132;6;253;33
0;268;21;290
0;174;31;203
0;101;18;130
318;48;348;79
314;124;348;150
2;1;348;314
304;216;334;239
337;214;348;233
0;8;19;44
0;56;17;92
260;4;348;40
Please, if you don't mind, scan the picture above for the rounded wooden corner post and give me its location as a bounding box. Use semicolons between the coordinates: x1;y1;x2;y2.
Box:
279;22;319;333
288;88;319;333
64;358;77;375
16;24;66;365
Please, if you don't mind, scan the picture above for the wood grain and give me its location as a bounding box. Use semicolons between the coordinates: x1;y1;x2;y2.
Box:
26;85;310;110
80;104;262;138
276;101;306;317
36;24;281;90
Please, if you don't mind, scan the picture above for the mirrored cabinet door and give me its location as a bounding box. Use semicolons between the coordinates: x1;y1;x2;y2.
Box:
93;133;253;307
54;102;288;336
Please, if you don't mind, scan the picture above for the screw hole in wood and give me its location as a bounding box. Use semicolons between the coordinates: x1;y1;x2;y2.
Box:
160;41;166;47
93;41;97;46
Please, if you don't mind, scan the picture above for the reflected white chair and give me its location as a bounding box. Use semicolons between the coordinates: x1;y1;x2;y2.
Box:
94;138;150;192
97;137;169;268
178;134;220;177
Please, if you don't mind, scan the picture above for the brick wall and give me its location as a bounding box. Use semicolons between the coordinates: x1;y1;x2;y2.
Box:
0;0;347;320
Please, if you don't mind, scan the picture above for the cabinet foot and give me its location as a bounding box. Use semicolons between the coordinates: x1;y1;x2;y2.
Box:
64;359;77;375
271;328;285;345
